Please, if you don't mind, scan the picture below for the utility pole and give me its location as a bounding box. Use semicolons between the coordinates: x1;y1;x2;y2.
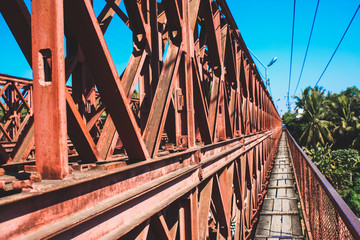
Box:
286;93;291;112
248;49;277;89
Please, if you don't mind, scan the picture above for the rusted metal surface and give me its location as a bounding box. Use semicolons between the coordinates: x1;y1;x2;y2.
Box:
32;0;69;179
0;130;282;239
0;73;139;165
286;129;360;240
0;0;284;238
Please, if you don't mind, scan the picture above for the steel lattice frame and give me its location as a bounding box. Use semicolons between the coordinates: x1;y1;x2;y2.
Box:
0;0;283;239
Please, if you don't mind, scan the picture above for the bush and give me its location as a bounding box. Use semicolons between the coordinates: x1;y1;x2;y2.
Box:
282;112;306;142
343;176;360;217
344;189;360;217
303;143;333;184
331;149;360;189
305;147;360;216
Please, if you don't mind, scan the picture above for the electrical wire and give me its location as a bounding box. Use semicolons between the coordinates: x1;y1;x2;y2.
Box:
257;67;266;81
315;3;360;87
293;0;320;96
248;49;268;87
287;0;296;111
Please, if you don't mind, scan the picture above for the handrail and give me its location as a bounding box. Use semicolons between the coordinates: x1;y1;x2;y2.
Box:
285;128;360;239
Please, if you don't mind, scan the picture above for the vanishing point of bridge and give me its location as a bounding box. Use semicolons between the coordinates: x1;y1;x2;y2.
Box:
0;0;359;239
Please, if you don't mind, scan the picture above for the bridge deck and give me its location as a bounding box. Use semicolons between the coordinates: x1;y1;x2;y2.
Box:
255;132;304;240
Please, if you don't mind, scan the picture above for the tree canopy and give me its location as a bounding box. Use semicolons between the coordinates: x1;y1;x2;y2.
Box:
284;86;360;217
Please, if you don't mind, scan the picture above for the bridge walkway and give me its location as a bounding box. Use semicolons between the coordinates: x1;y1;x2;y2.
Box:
254;132;304;239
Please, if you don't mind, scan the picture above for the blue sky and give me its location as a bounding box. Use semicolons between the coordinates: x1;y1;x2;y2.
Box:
0;0;359;116
228;0;360;115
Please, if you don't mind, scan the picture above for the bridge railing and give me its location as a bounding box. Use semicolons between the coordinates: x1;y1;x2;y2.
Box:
285;129;360;240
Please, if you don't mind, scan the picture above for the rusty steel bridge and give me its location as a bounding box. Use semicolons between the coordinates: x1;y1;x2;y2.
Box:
0;0;359;239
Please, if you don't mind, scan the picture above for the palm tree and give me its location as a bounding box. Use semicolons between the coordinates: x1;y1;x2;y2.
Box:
295;87;334;148
294;86;310;110
327;94;360;149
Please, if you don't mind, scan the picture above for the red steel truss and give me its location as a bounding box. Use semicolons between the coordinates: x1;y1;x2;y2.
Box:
0;0;284;239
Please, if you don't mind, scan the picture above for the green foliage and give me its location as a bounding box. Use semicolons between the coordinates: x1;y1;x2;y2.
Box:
132;90;139;99
20;107;28;120
304;146;360;216
326;94;360;149
294;87;335;148
344;188;360;217
291;86;360;150
0;107;3;122
332;149;360;170
343;176;360;217
100;110;107;122
330;149;359;190
282;112;306;143
291;86;360;217
303;143;334;184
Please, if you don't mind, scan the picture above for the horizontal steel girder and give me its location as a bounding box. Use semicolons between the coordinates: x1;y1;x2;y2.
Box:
0;129;282;239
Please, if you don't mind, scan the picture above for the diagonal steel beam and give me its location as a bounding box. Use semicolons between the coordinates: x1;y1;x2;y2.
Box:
101;0;129;31
192;59;211;144
212;174;229;238
96;50;147;159
199;177;213;240
64;0;149;161
151;212;173;240
10;115;34;162
66;89;100;162
142;44;182;157
0;0;32;66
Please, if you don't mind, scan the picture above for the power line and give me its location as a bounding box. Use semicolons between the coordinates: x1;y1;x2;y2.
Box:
248;49;266;81
293;0;320;96
287;0;296;112
257;67;266;80
315;3;360;87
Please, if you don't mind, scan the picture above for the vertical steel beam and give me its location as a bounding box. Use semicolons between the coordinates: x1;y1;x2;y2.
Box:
183;0;196;148
217;81;226;141
31;0;68;179
179;199;191;240
174;59;187;149
190;188;200;239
